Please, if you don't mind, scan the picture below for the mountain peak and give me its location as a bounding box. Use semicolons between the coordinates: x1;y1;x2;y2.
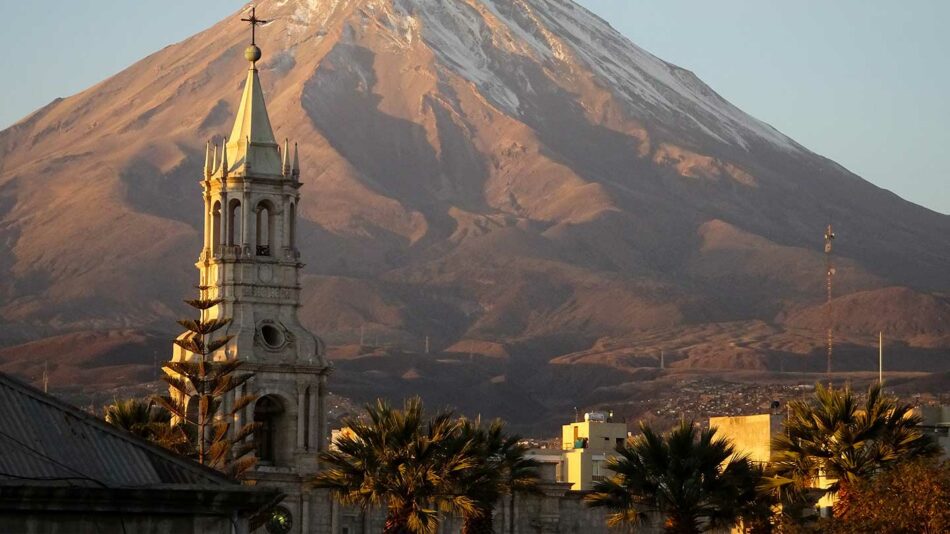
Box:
0;0;947;375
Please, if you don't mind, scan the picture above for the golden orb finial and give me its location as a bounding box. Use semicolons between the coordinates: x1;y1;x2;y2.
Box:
245;45;262;63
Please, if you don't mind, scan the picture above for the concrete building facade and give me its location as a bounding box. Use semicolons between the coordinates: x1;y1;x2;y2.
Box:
560;413;628;491
708;413;783;466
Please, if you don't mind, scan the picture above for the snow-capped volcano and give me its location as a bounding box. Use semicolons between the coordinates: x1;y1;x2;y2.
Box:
1;0;948;390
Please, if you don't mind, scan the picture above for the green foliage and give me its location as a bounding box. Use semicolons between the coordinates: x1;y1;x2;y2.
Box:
827;459;950;534
584;421;764;534
104;397;165;437
312;397;536;534
153;298;258;478
103;397;192;454
764;382;939;510
453;418;540;534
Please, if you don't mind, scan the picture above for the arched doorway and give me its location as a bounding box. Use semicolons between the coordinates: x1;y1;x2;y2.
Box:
254;395;285;465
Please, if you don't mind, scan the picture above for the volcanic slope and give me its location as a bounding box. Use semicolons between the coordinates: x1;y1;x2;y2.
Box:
1;0;948;402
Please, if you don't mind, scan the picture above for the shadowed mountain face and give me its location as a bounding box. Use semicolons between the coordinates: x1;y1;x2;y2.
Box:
0;0;948;411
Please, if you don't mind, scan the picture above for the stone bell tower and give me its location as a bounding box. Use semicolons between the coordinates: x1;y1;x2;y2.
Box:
170;8;331;533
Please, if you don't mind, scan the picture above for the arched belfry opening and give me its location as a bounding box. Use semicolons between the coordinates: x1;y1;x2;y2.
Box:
256;200;276;256
227;199;242;247
254;395;285;465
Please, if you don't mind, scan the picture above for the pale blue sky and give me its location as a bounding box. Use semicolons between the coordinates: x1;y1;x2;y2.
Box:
1;1;947;214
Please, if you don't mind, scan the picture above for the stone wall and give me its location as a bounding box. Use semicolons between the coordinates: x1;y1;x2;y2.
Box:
303;484;663;534
0;511;247;534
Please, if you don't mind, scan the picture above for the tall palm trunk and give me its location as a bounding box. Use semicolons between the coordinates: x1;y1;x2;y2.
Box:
664;514;701;534
383;509;413;534
462;504;495;534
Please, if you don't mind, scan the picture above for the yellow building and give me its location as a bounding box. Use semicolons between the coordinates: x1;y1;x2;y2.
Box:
708;413;783;466
709;412;836;514
561;412;628;491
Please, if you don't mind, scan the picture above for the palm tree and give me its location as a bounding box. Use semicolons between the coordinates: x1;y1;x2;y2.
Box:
585;421;761;534
104;397;192;454
453;419;540;534
765;382;939;507
311;397;478;534
104;397;165;438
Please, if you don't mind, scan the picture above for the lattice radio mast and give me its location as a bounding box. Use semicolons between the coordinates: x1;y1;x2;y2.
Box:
824;224;836;375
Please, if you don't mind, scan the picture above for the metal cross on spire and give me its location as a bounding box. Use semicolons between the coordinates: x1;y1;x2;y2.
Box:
241;6;268;46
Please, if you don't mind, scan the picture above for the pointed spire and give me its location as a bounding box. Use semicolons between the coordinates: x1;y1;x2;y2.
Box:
292;142;300;179
224;33;281;176
211;143;218;174
203;141;213;178
282;138;291;176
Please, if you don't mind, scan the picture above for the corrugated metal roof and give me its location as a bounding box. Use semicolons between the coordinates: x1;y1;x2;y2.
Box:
0;372;236;488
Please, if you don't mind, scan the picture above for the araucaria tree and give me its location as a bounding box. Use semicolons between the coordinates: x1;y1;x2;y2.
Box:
585;421;762;534
311;397;479;534
154;296;259;478
765;382;939;507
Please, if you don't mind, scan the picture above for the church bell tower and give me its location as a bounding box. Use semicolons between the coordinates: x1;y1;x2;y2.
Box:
170;8;331;532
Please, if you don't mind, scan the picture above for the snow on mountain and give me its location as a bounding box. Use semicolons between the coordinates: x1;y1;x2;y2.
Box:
281;0;799;152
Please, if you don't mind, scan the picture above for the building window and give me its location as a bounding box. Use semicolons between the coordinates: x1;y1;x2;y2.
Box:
256;201;276;256
592;460;604;481
260;324;285;348
227;199;242;246
211;201;221;253
254;395;284;465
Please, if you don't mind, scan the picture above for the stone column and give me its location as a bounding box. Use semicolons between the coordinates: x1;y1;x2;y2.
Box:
309;382;318;451
301;494;310;534
297;388;306;449
220;191;229;248
242;189;250;250
317;373;328;452
330;496;339;534
203;192;212;254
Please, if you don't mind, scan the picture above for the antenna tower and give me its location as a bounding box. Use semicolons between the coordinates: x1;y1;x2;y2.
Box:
824;224;836;375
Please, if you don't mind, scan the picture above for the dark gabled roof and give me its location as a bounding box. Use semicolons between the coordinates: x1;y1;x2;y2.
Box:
0;371;235;488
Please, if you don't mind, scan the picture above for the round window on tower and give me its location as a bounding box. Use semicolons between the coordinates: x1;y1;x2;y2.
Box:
260;324;285;348
266;506;293;534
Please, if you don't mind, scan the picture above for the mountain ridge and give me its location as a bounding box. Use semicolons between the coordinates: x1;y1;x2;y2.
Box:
0;0;948;412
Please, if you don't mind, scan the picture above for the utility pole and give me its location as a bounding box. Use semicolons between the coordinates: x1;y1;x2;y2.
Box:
425;335;430;354
878;331;883;386
824;224;836;376
359;324;364;346
42;361;49;393
660;350;665;370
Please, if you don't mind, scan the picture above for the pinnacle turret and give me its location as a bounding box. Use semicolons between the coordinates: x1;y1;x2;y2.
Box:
292;142;300;179
281;138;291;176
